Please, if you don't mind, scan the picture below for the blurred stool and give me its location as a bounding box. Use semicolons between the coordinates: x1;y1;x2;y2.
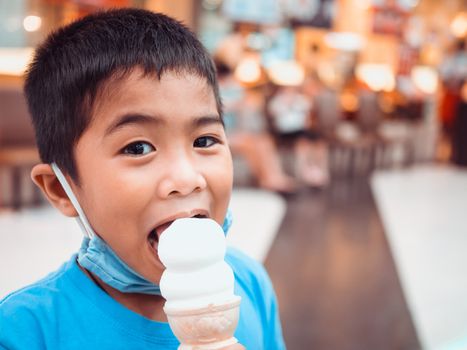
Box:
377;120;414;168
330;121;385;177
0;147;41;209
0;85;41;210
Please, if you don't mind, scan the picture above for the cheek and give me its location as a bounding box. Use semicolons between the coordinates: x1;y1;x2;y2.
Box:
81;166;155;234
209;151;233;188
205;153;233;223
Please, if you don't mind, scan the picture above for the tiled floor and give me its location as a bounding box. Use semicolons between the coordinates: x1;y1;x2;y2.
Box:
265;177;420;350
372;165;467;350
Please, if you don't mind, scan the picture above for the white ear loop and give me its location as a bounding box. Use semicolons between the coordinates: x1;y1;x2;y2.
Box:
51;163;95;239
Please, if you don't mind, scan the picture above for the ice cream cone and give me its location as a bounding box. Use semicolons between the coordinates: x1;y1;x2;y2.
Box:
165;296;241;350
158;218;242;350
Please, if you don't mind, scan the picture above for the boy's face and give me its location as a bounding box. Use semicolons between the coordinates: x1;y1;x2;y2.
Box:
71;69;233;284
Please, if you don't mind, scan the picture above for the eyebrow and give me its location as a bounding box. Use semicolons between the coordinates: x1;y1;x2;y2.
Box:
192;115;224;129
104;113;223;137
105;113;162;136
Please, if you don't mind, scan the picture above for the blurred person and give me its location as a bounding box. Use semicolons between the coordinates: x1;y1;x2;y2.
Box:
451;81;467;166
439;39;467;162
268;84;330;187
216;59;298;194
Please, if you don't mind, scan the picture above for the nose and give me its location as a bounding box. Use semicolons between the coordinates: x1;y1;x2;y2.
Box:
157;151;207;198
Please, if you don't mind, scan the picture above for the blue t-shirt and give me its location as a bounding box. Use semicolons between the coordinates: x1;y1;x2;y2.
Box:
0;247;285;349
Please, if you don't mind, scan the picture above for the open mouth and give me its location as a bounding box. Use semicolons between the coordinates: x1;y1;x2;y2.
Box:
147;214;207;253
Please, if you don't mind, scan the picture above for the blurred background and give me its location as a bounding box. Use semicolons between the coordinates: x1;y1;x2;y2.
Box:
0;0;466;349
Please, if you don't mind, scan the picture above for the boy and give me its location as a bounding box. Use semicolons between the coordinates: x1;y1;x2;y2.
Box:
0;8;286;350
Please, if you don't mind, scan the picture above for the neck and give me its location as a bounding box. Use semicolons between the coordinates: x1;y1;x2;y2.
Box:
78;263;167;322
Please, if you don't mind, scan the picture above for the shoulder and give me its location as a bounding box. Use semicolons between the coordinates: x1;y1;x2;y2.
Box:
0;258;74;347
0;285;47;347
1;263;68;310
1;255;74;305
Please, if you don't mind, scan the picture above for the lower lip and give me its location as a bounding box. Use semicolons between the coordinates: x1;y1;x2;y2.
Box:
147;241;165;269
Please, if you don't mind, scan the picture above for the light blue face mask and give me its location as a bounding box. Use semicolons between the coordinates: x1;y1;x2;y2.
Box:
51;163;232;295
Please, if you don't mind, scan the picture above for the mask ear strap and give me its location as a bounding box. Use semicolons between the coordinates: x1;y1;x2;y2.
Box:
51;163;95;239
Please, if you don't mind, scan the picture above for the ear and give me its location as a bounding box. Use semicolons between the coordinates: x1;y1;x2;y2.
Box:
31;164;78;217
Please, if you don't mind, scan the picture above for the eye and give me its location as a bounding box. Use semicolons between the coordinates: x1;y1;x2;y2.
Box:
193;136;219;148
122;141;155;156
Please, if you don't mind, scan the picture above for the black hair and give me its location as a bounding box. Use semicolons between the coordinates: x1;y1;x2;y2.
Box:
24;8;222;182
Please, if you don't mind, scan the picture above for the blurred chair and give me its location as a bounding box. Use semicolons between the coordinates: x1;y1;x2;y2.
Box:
315;88;387;177
377;119;415;167
0;85;41;209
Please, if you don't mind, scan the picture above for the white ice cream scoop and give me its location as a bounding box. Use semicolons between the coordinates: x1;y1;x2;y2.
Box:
158;218;225;271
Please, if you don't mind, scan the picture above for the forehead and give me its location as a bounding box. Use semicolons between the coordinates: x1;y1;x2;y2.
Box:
89;69;218;127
